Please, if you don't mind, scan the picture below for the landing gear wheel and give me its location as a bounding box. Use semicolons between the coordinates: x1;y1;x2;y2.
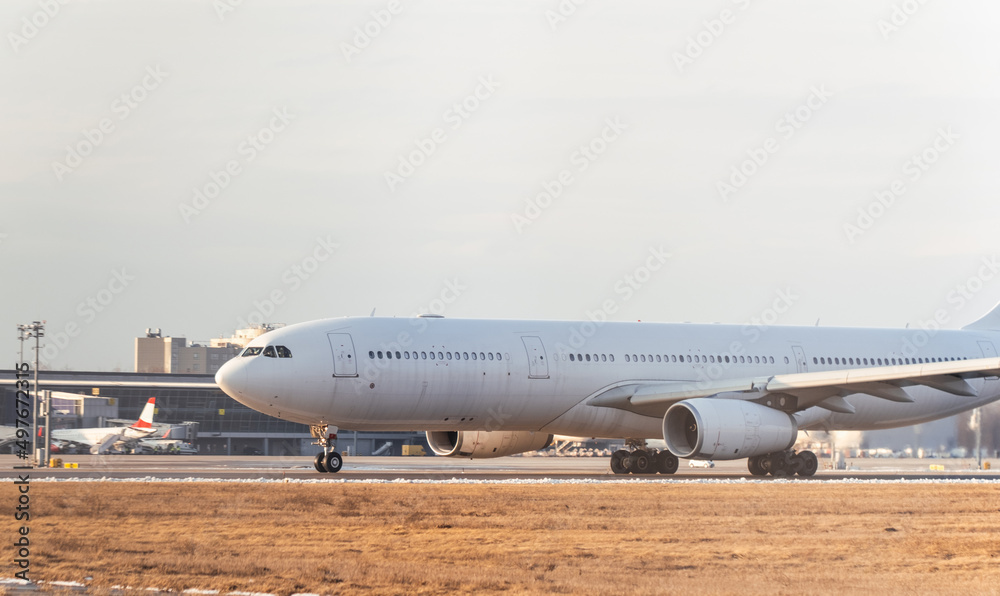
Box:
769;452;790;477
747;455;767;477
631;450;653;474
314;452;328;473
797;451;818;477
657;451;679;475
790;454;806;476
324;451;343;473
610;449;631;475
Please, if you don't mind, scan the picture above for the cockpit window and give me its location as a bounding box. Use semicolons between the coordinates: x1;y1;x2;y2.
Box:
242;347;263;357
263;346;276;358
276;346;292;358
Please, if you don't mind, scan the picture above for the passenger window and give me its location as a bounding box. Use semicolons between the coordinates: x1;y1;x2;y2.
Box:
609;354;615;362
369;351;375;359
276;346;292;358
472;352;478;360
439;352;445;360
464;352;469;360
601;354;607;362
446;352;452;360
488;352;494;361
429;352;435;360
570;354;576;362
585;354;591;362
395;351;401;359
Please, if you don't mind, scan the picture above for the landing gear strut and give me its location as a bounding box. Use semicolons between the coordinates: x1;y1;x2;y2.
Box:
609;439;679;475
748;450;818;477
311;424;342;473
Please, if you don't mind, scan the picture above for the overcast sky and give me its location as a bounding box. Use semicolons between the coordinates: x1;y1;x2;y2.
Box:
3;0;1000;371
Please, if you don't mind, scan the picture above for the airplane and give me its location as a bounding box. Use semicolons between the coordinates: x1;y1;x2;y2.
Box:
50;397;158;454
213;304;1000;476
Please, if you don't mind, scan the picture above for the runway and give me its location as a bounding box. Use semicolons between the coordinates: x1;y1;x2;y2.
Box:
1;454;997;482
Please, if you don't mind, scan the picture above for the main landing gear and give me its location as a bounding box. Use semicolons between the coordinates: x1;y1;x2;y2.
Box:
311;424;343;473
610;439;679;475
747;449;818;478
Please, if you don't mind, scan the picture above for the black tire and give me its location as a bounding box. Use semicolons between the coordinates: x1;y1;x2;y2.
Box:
790;453;806;475
769;452;790;477
631;450;652;474
797;451;819;477
314;452;327;473
610;449;630;475
325;451;343;473
747;455;767;476
658;451;679;475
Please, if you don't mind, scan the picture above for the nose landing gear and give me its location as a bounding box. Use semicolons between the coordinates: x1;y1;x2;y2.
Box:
311;424;343;473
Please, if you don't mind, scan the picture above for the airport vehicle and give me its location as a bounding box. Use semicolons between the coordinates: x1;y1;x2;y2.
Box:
214;304;1000;476
50;397;158;454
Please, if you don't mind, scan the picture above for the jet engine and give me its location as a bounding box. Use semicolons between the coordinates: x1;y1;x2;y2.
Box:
426;430;554;459
663;398;797;460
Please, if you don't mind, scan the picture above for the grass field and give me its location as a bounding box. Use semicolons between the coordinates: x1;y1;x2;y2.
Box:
3;481;999;595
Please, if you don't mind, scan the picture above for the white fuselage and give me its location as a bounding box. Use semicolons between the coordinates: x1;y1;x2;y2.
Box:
214;316;1000;439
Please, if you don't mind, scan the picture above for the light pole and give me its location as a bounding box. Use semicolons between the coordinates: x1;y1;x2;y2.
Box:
18;322;44;466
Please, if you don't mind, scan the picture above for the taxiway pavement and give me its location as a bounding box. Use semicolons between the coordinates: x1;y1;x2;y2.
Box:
0;455;996;481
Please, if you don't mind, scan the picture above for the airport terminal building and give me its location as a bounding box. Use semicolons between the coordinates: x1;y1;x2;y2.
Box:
0;369;426;456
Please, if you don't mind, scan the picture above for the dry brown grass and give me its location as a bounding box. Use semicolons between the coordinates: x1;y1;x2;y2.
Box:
3;481;1000;595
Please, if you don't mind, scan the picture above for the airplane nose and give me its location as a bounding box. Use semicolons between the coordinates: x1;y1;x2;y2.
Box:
215;359;246;398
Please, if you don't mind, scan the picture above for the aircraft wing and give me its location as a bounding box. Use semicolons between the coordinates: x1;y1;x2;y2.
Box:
587;356;1000;417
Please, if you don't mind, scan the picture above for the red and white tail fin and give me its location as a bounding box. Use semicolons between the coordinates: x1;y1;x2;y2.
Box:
130;398;156;430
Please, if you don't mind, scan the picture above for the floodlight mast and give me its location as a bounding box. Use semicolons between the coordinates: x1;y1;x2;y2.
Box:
17;322;44;466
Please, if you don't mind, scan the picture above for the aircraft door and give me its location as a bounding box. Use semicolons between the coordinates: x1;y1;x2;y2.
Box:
791;345;808;373
328;333;358;377
521;336;550;379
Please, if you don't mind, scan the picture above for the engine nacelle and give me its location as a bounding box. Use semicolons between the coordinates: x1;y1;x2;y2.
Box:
663;398;797;460
426;430;554;459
